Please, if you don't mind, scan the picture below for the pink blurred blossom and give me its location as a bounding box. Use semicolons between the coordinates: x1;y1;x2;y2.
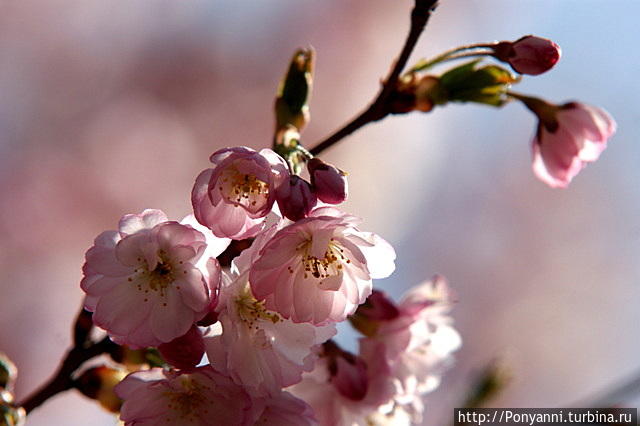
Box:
532;102;616;188
81;209;223;348
288;345;395;426
191;147;288;239
115;367;253;425
359;276;461;423
249;207;396;324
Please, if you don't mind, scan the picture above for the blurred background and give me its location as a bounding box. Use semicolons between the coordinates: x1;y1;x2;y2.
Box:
0;0;638;424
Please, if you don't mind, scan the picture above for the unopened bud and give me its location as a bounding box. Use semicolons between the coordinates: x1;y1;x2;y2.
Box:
331;356;368;401
493;35;561;76
349;290;399;337
276;175;317;221
158;325;205;370
0;354;17;392
323;341;368;401
75;366;126;413
275;48;314;132
307;158;348;205
415;75;448;112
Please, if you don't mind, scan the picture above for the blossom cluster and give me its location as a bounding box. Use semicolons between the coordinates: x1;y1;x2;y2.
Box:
80;146;459;425
76;32;618;425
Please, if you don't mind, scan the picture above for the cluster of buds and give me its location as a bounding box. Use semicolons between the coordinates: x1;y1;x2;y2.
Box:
78;138;457;424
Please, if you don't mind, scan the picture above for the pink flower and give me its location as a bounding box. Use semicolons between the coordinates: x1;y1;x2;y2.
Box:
115;367;253;425
191;147;288;239
358;276;461;423
276;175;318;221
307;158;348;205
205;268;336;395
249;207;396;325
494;35;561;76
81;209;224;348
288;342;396;426
531;102;616;188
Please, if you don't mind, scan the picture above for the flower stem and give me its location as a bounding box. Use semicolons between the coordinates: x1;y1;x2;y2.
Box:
407;43;496;73
309;0;441;156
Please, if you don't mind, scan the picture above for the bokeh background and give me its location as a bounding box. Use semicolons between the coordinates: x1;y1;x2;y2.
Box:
1;0;638;424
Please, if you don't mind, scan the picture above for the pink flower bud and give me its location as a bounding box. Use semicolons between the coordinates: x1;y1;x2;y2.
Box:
494;35;561;76
158;325;205;369
532;102;616;188
275;175;317;221
307;158;348;204
331;356;369;401
357;290;400;321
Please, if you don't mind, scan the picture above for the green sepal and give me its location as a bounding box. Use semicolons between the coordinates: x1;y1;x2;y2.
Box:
144;348;168;368
440;60;519;107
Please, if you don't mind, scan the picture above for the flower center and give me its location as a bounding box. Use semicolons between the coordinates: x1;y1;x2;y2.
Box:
235;286;281;329
163;376;208;422
129;250;179;303
219;168;269;210
293;238;350;280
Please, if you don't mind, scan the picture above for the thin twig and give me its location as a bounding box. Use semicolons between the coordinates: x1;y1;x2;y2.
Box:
310;0;440;156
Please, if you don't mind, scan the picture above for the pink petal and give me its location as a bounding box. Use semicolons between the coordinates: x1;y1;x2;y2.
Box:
150;290;194;342
119;209;168;236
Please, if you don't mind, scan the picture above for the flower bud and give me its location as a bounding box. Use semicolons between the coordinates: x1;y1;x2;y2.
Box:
0;353;17;392
158;325;205;370
493;35;561;76
307;158;348;204
349;290;400;337
275;175;317;221
275;48;314;132
330;356;368;401
75;366;127;413
323;341;368;401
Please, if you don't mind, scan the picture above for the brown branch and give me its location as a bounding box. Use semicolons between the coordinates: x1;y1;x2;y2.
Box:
20;337;114;414
310;0;440;156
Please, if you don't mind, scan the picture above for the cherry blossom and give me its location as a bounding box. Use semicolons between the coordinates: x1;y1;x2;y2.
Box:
81;209;224;348
249;207;396;324
115;367;253;425
532;102;616;188
288;343;396;426
205;267;336;395
191;147;288;239
357;276;462;423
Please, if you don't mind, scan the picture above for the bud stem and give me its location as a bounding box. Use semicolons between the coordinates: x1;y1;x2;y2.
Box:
407;43;496;73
